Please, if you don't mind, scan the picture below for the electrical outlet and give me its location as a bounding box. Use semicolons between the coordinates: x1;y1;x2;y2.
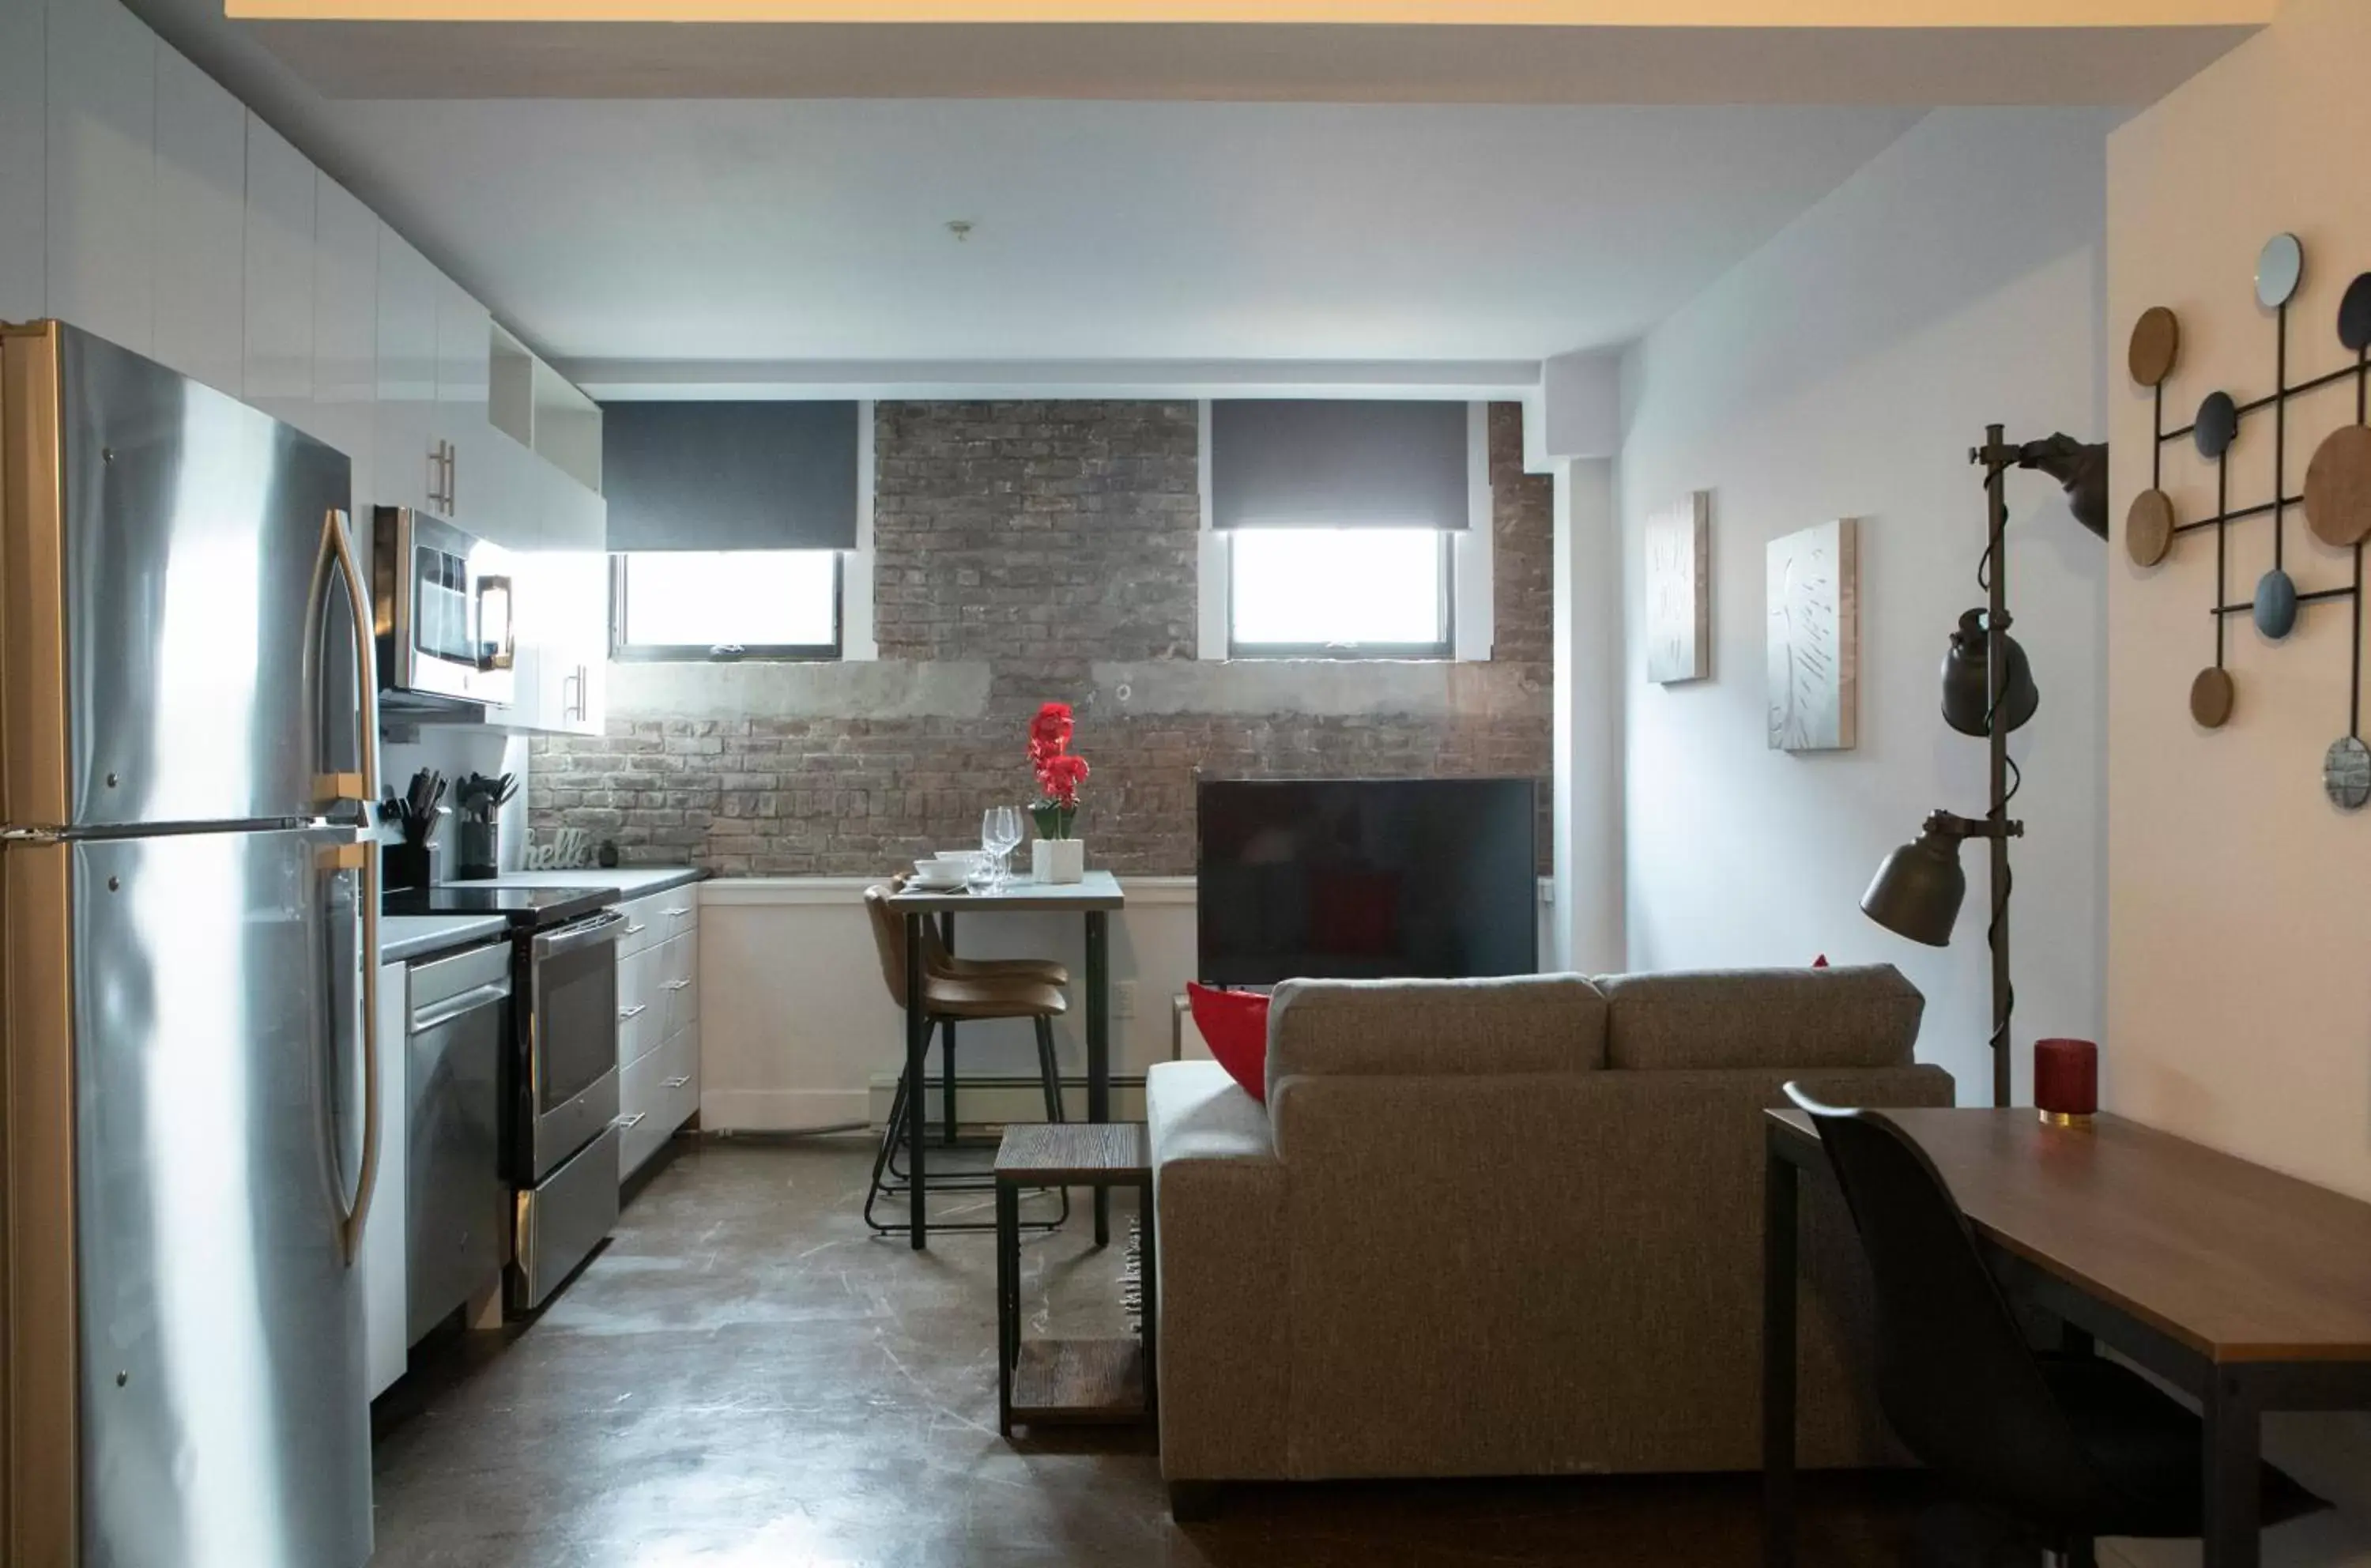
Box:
1114;980;1138;1019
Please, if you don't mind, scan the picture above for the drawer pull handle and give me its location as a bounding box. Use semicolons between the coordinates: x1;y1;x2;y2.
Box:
624;922;647;936
662;1075;691;1090
663;979;691;992
618;1004;648;1020
662;906;691;917
615;1112;647;1130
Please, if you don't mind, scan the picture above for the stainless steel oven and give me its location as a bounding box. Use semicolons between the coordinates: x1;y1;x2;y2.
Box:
511;906;626;1310
372;505;516;713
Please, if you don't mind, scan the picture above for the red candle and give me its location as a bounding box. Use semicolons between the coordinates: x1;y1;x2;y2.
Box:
2034;1038;2098;1125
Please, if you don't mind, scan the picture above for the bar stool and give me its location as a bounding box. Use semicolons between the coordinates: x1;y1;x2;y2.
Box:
891;872;1069;1144
862;884;1071;1237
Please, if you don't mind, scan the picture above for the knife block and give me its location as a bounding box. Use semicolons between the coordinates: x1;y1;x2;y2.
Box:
383;841;434;891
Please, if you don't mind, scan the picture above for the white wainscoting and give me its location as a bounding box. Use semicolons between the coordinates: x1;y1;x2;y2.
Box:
695;874;1557;1133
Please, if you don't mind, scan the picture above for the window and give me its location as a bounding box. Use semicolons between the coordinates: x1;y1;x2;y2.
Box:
1227;528;1453;656
610;550;841;661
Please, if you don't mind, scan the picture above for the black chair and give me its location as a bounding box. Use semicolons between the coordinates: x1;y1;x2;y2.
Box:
1781;1084;2324;1566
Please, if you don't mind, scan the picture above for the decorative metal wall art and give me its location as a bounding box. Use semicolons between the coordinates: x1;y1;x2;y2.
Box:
1766;518;1858;752
1645;492;1711;684
2127;232;2371;810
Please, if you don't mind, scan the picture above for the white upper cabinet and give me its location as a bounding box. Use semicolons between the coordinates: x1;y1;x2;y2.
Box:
47;0;155;354
314;173;379;524
1;0;49;324
374;224;441;518
151;44;245;398
243;114;315;432
433;270;491;527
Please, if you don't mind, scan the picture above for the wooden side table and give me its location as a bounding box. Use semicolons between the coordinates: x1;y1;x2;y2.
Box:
993;1122;1157;1438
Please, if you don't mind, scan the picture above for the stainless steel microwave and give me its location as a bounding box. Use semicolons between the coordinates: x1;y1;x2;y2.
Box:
372;507;516;713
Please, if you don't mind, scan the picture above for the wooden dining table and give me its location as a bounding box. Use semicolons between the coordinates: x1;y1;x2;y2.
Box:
1763;1107;2371;1568
885;870;1126;1251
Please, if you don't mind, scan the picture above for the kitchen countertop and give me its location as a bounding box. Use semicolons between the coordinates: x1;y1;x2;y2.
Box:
459;867;707;899
380;914;513;966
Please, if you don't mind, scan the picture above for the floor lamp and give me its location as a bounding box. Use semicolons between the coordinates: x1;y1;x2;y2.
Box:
1859;425;2106;1107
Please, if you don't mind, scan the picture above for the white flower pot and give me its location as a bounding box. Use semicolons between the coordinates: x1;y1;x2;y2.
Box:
1031;837;1086;884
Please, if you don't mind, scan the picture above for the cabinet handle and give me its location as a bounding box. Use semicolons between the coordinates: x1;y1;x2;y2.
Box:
618;1004;648;1021
662;906;691;918
662;1076;690;1090
624;922;646;936
615;1112;647;1130
447;445;458;513
662;979;690;992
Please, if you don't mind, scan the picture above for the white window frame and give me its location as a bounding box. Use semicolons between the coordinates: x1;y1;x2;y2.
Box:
1197;399;1493;662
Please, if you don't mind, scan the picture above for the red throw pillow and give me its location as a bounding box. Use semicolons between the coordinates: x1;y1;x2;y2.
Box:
1187;982;1271;1104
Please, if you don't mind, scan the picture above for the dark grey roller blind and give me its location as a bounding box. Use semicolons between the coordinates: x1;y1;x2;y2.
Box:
1210;400;1470;530
603;401;859;552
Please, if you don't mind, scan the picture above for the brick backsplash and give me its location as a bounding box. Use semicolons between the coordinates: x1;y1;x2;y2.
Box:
530;401;1553;876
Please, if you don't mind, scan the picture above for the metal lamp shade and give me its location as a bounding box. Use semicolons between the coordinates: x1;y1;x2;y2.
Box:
1861;828;1968;947
1941;609;2039;737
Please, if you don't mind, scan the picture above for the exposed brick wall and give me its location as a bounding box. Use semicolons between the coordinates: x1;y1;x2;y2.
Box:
1490;401;1555;665
530;401;1554;876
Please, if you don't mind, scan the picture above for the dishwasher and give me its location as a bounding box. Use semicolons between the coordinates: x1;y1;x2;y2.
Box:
405;940;513;1342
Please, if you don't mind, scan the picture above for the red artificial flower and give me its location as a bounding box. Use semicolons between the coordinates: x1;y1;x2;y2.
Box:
1029;702;1073;758
1024;702;1089;812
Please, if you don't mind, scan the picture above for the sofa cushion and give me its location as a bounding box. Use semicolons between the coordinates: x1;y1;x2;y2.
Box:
1187;982;1272;1103
1265;974;1607;1097
1596;964;1923;1072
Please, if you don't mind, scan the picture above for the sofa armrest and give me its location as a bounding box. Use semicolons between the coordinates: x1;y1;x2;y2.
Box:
1148;1061;1290;1481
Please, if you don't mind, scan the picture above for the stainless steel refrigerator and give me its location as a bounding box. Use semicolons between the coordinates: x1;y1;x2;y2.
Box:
0;322;381;1566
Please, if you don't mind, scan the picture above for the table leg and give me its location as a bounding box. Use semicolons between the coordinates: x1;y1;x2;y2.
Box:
2203;1370;2262;1568
1762;1137;1798;1568
996;1177;1018;1437
940;913;959;1148
905;912;928;1250
1086;910;1110;1246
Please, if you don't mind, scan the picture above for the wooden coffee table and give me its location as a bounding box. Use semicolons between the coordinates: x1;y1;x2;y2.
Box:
993;1122;1157;1438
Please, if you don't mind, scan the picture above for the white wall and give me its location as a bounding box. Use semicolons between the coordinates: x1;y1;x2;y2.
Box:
1615;109;2116;1104
695;878;1561;1130
2106;0;2371;1558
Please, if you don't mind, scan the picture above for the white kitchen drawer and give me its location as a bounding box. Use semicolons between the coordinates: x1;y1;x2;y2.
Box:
618;1025;697;1181
616;940;665;1068
657;927;698;1036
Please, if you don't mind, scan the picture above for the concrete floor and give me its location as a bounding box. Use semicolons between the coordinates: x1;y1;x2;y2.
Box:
369;1136;1978;1567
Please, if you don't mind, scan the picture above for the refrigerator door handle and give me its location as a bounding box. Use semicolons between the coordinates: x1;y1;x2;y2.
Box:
318;507;383;1267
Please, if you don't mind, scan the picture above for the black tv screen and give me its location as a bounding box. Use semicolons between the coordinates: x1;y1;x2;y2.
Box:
1196;778;1538;986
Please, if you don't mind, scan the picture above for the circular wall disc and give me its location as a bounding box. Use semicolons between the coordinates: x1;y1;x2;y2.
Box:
2327;736;2371;810
2305;424;2371;547
2257;232;2305;310
2340;273;2371;353
2190;666;2235;729
2255;567;2299;639
2128;306;2181;386
2195;391;2241;460
2126;488;2176;566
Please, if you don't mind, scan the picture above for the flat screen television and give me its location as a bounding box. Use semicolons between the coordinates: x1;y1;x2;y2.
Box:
1196;778;1538;986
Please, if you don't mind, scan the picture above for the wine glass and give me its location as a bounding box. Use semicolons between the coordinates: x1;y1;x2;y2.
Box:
981;805;1023;888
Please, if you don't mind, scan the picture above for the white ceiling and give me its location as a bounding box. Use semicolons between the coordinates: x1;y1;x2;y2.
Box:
126;1;1980;374
310;99;1928;365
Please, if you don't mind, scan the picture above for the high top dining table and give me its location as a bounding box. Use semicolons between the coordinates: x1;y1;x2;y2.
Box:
1763;1107;2371;1568
886;870;1125;1250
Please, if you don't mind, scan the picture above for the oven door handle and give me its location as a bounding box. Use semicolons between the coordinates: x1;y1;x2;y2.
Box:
409;978;513;1035
533;908;628;959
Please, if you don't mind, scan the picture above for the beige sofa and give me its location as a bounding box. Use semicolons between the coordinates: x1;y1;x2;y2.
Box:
1146;965;1952;1509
